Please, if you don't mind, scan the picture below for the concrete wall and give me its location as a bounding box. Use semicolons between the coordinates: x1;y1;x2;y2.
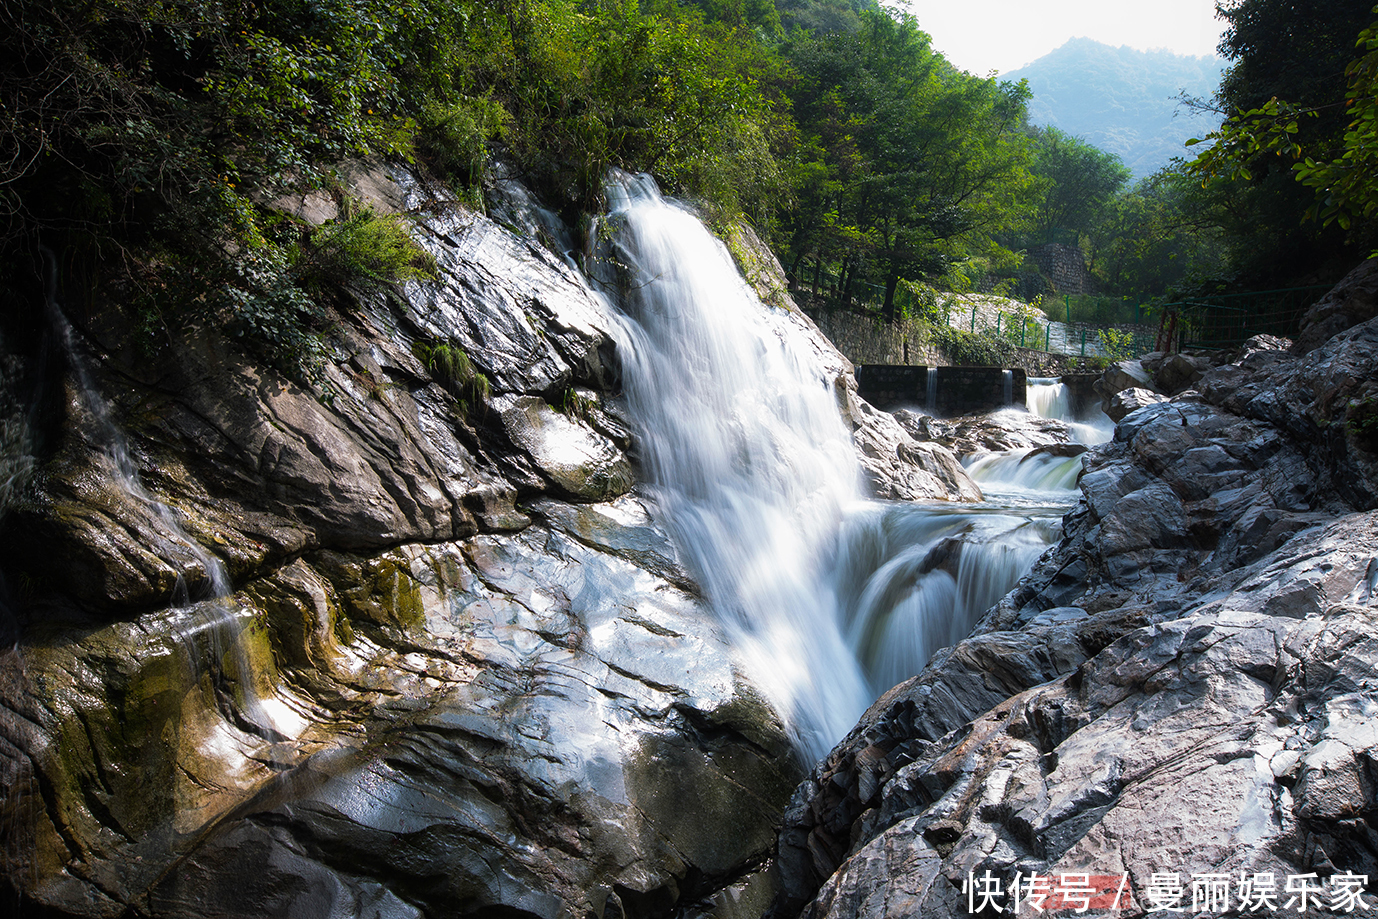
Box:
857;365;1029;415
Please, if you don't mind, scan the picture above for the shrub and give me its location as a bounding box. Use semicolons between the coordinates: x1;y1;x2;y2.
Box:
413;339;490;415
299;205;438;291
926;325;1015;366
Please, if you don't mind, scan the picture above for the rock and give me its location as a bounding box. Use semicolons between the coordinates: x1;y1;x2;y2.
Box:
904;407;1079;458
492;393;634;501
1153;352;1211;394
3;515;802;919
851;401;983;502
1105;386;1167;422
0;170;815;919
1292;256;1378;355
1093;359;1156;415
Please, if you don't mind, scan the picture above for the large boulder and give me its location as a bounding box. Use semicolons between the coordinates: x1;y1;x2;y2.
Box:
1292;256;1378;355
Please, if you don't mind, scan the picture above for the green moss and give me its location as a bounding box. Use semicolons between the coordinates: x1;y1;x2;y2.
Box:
1346;395;1378;452
413;339;490;417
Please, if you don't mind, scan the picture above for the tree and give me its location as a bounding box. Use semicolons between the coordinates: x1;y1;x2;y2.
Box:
781;8;1035;319
1190;9;1378;240
1182;0;1378;284
1026;126;1131;244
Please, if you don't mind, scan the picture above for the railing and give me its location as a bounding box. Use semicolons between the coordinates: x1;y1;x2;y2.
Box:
1160;285;1332;351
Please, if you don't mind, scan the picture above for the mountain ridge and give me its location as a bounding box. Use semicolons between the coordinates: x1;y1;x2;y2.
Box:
1003;37;1226;179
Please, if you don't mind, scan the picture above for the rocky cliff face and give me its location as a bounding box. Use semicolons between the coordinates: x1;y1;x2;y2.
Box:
769;259;1378;918
0;164;980;919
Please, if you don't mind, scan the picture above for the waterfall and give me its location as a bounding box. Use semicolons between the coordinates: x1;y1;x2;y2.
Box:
42;255;281;739
834;504;1059;693
1027;377;1072;419
966;448;1085;494
1027;376;1114;444
592;176;1062;757
595;175;869;754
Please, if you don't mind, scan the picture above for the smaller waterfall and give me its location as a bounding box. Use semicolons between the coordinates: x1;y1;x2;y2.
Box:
1026;376;1114;445
43;256;281;739
834;504;1060;694
1002;369;1014;406
966;448;1085;494
925;366;938;413
1027;377;1072;420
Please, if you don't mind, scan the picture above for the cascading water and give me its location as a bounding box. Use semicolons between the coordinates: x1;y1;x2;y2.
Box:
1028;375;1114;445
595;175;870;754
966;376;1113;500
592;176;1064;757
42;257;282;739
1027;376;1072;419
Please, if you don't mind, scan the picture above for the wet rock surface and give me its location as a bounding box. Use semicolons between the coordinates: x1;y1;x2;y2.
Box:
772;262;1378;919
0;168;826;919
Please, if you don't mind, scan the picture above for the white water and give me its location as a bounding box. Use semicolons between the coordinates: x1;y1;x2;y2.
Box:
966;377;1113;501
1027;377;1072;420
43;257;279;738
594;177;1065;757
1028;376;1114;445
596;176;870;753
966;448;1084;494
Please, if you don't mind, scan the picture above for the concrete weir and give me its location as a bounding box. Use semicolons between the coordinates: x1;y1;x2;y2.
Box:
857;364;1028;414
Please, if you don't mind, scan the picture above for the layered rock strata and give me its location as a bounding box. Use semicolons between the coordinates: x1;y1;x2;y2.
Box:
0;166;977;918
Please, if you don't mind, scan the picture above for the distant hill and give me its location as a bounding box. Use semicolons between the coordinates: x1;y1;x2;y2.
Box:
1003;38;1225;180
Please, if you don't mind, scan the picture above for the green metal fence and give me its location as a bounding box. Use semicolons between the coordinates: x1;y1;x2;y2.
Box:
1163;285;1332;351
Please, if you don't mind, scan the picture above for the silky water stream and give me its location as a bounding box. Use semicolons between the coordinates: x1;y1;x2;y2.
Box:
591;177;1093;758
43;257;290;744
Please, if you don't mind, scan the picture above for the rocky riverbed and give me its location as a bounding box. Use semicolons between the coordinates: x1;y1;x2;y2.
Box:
769;259;1378;918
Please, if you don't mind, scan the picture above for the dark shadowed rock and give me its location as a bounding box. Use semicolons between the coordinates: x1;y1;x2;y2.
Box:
1292;256;1378;355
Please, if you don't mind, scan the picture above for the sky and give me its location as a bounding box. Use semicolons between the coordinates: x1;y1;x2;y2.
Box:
895;0;1227;76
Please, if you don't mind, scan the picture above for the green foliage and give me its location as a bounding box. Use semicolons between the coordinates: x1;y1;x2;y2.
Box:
1026;126;1131;244
1097;327;1137;361
1040;294;1143;326
413;339;489;414
556;386;596;420
417;97;510;189
1179;0;1377;285
996;302;1043;347
1347;396;1378;451
924;325;1015;367
780;7;1036;319
897;279;946;324
300;206;438;290
1086;168;1229;299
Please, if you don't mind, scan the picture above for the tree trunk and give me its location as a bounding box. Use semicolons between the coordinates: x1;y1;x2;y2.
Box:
881;272;900;322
